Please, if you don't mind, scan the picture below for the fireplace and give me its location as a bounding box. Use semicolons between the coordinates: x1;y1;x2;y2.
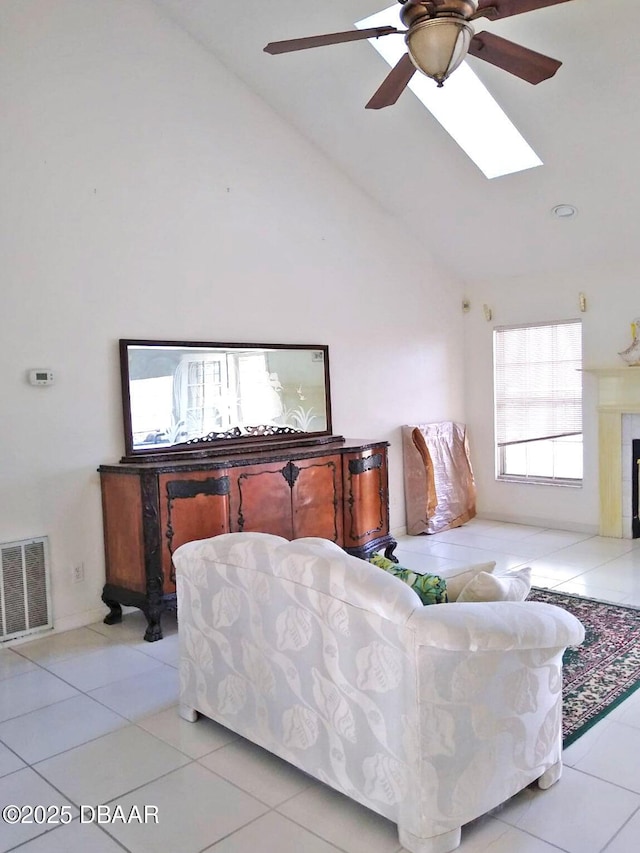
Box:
587;367;640;538
634;438;640;539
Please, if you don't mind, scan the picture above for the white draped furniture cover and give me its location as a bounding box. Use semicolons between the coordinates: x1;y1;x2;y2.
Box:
173;533;584;853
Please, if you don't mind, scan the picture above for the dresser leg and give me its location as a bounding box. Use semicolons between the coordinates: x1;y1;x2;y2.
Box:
143;607;163;642
102;595;123;625
384;539;398;563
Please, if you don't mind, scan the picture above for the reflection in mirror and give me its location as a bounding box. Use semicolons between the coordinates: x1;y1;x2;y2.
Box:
120;340;333;458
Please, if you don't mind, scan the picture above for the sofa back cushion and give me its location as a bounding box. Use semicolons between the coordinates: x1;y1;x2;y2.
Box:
278;538;421;624
172;532;420;629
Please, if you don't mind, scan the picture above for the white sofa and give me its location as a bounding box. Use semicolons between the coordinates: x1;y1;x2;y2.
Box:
173;533;584;853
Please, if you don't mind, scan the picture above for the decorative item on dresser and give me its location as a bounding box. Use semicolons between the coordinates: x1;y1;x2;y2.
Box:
118;338;337;460
99;336;395;640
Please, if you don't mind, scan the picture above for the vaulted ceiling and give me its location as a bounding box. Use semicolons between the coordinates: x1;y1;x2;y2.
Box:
153;0;640;282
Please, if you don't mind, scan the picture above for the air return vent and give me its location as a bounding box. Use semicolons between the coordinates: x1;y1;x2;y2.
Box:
0;537;52;642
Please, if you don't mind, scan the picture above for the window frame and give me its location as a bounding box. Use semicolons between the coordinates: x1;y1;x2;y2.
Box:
493;319;583;486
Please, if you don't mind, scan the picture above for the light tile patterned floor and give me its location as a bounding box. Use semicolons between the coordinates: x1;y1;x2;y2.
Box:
2;519;640;852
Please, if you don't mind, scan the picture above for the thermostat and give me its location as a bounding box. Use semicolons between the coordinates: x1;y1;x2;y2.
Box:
28;369;54;386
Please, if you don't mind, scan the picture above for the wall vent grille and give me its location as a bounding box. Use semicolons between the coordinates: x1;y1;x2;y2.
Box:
0;537;52;642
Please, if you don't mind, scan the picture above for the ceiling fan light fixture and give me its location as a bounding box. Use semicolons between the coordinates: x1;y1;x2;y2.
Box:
405;17;474;86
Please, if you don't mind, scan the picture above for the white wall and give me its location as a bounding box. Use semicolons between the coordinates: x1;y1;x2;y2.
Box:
0;0;464;631
463;261;640;532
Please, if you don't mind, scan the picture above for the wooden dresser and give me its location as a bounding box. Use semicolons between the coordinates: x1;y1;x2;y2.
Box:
99;438;396;640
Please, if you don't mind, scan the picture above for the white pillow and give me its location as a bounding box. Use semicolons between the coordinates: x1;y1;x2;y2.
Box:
438;561;497;601
456;566;532;603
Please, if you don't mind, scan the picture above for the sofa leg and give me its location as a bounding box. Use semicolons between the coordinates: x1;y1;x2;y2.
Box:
538;759;562;790
398;826;461;853
179;703;198;723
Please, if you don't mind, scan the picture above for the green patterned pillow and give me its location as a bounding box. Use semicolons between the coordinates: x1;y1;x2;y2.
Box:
368;553;448;605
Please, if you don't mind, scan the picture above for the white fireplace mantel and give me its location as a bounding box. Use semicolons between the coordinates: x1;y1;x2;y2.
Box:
585;366;640;537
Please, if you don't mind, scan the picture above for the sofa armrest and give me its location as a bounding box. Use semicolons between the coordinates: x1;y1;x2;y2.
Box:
407;600;584;652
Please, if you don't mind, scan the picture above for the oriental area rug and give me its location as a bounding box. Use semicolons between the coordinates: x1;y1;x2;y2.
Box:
528;587;640;747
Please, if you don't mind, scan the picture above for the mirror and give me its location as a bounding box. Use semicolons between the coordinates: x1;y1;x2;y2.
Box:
119;339;335;460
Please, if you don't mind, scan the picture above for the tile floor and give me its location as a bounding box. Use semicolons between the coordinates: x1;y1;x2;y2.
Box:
2;519;640;852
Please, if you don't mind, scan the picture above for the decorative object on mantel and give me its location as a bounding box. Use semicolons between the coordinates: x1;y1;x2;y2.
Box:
618;319;640;366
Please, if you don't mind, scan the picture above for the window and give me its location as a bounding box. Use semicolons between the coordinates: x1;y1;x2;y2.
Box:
494;320;583;484
173;354;234;440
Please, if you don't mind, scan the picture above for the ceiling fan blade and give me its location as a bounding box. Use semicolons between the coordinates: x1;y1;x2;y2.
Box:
264;26;399;55
366;53;417;110
468;31;561;84
474;0;574;21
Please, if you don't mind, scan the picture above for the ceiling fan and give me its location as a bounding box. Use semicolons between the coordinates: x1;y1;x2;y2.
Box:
264;0;572;109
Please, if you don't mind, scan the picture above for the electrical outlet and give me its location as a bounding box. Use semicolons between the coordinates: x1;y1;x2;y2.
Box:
72;563;84;583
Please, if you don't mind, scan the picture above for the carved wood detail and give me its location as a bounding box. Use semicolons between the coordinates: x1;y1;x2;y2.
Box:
165;475;231;580
140;471;164;641
348;453;382;475
345;455;386;542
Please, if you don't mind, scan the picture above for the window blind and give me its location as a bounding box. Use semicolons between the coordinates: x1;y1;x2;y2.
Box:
494;320;582;447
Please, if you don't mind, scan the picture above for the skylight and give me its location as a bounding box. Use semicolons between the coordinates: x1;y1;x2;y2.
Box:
356;5;542;179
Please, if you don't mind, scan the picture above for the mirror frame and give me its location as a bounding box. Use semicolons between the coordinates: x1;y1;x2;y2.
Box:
119;339;337;462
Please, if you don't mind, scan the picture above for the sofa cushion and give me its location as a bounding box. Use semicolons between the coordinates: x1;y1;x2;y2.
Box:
368;553;448;605
175;531;289;574
456;566;532;602
277;539;422;622
437;561;497;601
